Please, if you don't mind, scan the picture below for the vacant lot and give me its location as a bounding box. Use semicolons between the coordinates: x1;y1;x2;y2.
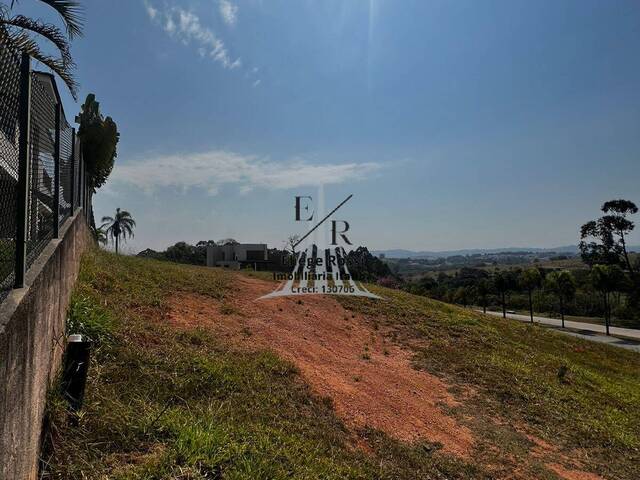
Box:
42;250;640;479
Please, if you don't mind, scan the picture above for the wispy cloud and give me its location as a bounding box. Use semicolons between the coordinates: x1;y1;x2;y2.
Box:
144;1;240;69
109;150;382;195
219;0;238;27
252;79;261;87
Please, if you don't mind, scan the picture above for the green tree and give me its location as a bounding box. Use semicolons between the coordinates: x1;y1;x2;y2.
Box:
476;279;490;314
77;94;120;191
519;267;542;323
0;0;83;97
493;271;511;319
545;271;576;328
453;286;473;308
580;199;637;272
92;225;107;247
101;208;135;255
590;264;625;336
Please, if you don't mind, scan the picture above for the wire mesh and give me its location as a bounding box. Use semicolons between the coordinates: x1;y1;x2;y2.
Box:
1;50;89;299
26;73;56;269
0;45;21;297
73;131;80;210
59;120;73;224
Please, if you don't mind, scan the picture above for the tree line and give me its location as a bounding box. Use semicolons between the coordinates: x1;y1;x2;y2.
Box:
397;199;639;333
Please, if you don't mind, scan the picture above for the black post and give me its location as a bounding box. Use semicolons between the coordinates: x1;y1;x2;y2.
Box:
83;170;87;217
78;156;83;209
14;53;31;289
70;128;76;211
53;103;61;238
61;334;91;413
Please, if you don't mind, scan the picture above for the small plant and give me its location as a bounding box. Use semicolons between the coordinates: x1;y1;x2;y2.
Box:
557;365;570;384
361;345;371;360
220;303;237;315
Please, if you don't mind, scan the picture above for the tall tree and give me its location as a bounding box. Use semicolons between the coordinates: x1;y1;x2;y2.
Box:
493;271;511;319
519;268;542;323
77;94;120;191
545;271;576;328
590;264;625;336
101;208;135;255
601;200;637;274
476;278;490;314
580;199;637;273
0;0;83;97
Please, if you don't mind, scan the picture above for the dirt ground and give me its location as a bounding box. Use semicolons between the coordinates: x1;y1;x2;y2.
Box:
166;274;605;480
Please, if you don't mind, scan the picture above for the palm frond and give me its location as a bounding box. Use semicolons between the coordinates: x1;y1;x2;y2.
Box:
121;218;136;228
35;0;83;38
5;30;78;98
122;224;134;238
1;15;73;65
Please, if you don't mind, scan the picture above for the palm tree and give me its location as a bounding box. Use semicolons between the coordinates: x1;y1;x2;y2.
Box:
101;208;135;254
0;0;84;97
92;225;107;247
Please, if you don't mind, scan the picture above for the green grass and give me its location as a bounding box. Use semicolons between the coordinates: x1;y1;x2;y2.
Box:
338;286;640;480
43;250;640;479
42;250;486;479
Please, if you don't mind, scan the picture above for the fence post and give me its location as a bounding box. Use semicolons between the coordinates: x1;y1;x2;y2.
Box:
70;128;76;211
81;160;85;211
77;154;82;209
53;103;61;238
14;53;31;289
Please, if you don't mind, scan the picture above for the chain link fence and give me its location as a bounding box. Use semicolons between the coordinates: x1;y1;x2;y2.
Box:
0;45;89;300
26;72;56;269
0;45;21;299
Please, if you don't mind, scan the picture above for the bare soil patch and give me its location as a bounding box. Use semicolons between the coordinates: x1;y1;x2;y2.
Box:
166;274;608;479
167;275;474;457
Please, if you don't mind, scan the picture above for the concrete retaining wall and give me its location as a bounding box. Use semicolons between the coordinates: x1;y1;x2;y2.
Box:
0;211;92;480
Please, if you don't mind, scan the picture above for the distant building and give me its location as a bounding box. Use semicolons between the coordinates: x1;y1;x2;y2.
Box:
206;242;268;269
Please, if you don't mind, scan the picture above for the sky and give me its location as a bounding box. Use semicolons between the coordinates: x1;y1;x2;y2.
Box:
17;0;640;253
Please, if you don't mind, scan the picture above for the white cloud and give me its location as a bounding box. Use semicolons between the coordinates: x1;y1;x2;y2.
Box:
252;79;261;87
144;1;158;20
219;0;238;26
109;150;382;196
144;1;240;69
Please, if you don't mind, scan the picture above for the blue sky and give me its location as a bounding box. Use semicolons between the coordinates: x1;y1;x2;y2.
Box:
20;0;640;252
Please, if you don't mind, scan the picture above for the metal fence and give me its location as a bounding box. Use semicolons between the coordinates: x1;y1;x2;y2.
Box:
0;45;90;301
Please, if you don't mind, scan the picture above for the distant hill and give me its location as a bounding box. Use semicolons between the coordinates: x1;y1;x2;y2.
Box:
372;245;640;259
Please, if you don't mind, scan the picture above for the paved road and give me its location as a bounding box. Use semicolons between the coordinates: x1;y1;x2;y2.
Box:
480;310;640;353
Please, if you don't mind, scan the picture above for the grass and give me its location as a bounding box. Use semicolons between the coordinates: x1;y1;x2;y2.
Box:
42;249;486;479
338;286;640;480
42;250;640;479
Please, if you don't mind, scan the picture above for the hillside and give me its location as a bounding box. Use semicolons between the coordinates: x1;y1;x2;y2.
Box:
42;250;640;480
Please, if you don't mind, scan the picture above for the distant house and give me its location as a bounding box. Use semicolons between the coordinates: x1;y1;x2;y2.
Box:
206;242;268;269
